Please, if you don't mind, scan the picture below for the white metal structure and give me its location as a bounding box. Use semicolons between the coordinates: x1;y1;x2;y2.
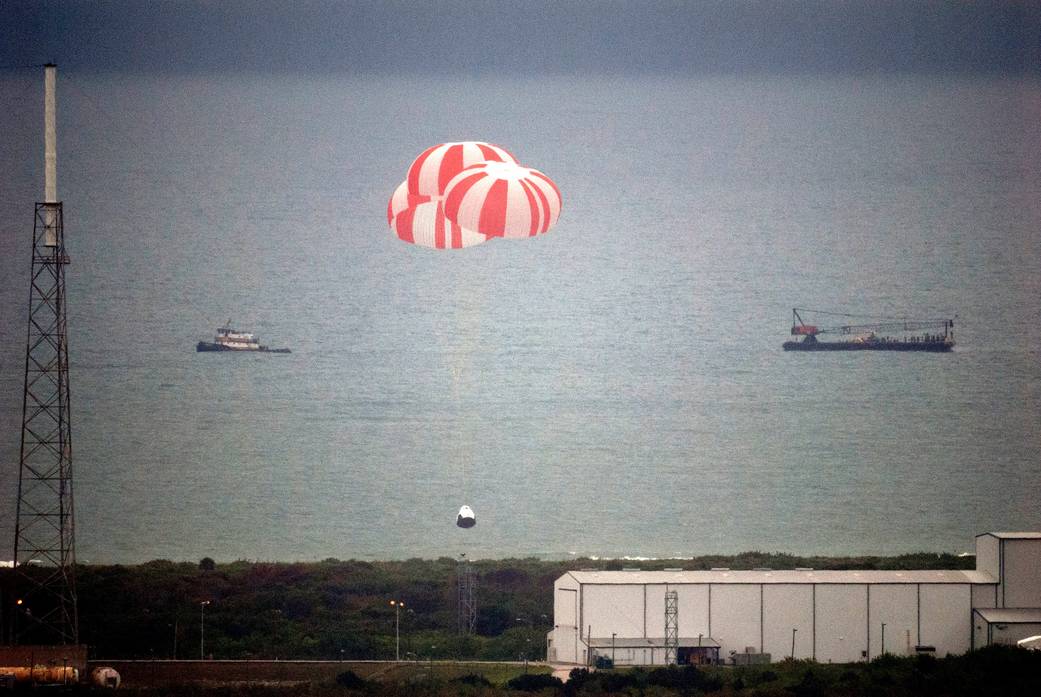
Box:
547;532;1041;665
1017;635;1041;650
43;63;57;246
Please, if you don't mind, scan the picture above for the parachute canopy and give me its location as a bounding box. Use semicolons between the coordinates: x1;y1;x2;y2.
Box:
443;161;561;239
387;179;429;224
387;141;561;250
388;181;488;249
407;141;516;198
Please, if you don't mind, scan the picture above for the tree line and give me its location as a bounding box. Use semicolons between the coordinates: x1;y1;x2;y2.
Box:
6;550;972;660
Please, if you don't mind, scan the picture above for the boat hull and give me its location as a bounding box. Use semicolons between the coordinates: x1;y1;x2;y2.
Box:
197;342;290;353
783;340;952;352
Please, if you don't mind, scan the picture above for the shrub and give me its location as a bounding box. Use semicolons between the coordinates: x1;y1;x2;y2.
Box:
506;672;564;692
593;669;642;692
335;670;368;689
453;673;492;687
646;665;721;691
788;668;826;697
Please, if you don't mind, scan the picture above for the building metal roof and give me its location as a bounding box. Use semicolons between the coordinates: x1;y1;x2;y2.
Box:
565;569;996;585
587;636;721;649
976;532;1041;539
974;608;1041;624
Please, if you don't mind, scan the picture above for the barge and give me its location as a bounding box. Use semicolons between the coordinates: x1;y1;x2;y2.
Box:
782;308;954;352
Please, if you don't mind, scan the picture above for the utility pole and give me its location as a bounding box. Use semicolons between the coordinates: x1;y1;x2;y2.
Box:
200;601;210;659
390;600;405;661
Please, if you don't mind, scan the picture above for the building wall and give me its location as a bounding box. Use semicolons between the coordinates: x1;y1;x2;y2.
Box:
548;624;580;663
919;584;971;656
677;584;710;639
762;584;814;660
644;584;710;639
555;578;579;629
1002;539;1041;608
552;576;581;663
710;585;761;657
973;610;987;650
975;535;1000;581
551;578;987;665
582;584;644;638
972;583;997;610
815;584;868;663
867;585;918;657
643;584;663;637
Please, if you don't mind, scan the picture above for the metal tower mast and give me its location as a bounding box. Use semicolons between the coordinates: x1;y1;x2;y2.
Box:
456;554;476;634
12;63;78;645
664;589;678;665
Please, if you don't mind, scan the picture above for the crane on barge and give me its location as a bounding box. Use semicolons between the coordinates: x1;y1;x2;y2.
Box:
783;308;955;352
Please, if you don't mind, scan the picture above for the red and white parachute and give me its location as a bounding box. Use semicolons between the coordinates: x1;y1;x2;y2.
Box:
387;141;561;249
406;142;516;198
388;181;488;249
443;161;561;239
387;179;429;224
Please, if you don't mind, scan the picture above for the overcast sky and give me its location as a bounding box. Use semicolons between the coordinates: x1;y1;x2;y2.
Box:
1;0;1039;75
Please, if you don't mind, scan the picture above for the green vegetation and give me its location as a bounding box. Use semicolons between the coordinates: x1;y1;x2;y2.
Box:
5;551;972;660
52;647;1041;696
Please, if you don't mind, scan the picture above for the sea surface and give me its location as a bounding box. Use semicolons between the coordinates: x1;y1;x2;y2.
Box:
0;72;1039;564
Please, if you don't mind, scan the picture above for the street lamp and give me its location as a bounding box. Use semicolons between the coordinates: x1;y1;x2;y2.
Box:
791;628;797;659
611;632;616;666
200;601;211;660
881;622;886;657
390;600;405;661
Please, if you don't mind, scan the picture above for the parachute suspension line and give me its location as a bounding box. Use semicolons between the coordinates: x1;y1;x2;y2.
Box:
450;279;490;509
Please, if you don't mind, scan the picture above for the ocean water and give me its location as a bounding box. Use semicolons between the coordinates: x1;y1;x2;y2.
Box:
0;72;1039;563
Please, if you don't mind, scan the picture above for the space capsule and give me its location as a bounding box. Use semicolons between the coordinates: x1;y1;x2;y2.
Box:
456;505;476;528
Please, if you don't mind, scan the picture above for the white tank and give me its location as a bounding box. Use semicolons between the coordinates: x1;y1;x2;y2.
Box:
91;667;121;689
456;505;476;528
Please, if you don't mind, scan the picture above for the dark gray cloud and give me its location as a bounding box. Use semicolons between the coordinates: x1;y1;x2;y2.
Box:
2;0;1038;75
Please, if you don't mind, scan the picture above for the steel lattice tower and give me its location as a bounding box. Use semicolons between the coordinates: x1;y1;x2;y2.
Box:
457;554;476;634
664;589;678;665
11;63;78;645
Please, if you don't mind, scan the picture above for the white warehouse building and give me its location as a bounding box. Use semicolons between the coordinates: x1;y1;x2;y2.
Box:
547;532;1041;666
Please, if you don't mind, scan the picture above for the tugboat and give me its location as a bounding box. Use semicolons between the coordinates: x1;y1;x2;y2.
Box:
783;308;954;352
197;321;290;353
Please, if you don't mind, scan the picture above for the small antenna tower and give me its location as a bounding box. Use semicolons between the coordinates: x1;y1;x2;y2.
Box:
11;63;78;644
664;589;678;665
456;553;476;634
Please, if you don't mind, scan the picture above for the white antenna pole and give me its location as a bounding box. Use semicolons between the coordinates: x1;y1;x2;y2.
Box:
44;63;58;246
